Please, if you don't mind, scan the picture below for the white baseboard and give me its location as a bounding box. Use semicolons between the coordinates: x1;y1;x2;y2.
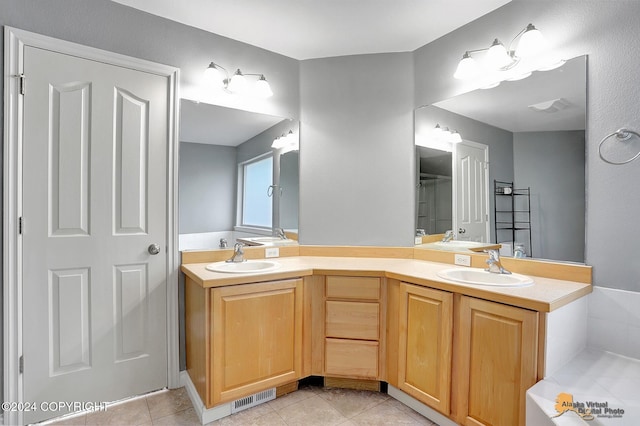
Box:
180;372;457;426
181;371;232;424
387;385;458;426
179;369;189;387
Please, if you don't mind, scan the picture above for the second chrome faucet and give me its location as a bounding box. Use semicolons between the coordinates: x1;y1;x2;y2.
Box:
226;242;246;263
485;249;511;274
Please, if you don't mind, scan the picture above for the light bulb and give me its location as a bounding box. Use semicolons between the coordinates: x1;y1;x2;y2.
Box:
271;136;282;149
450;131;462;143
254;75;273;98
515;24;547;58
203;62;224;89
454;52;480;80
486;39;513;69
227;69;248;94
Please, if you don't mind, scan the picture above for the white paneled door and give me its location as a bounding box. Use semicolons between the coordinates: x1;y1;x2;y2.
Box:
453;141;490;243
21;45;169;424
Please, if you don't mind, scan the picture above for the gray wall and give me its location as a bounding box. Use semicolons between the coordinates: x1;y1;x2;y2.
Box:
415;105;514;242
514;131;585;263
299;53;415;246
179;143;236;234
413;1;640;291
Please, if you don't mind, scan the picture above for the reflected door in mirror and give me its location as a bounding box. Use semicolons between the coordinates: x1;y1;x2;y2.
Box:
454;141;489;243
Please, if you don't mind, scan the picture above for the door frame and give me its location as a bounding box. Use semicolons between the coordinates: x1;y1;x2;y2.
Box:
3;27;180;426
452;139;490;242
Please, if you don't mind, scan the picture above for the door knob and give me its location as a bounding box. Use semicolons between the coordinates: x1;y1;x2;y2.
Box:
458;228;466;234
148;243;161;255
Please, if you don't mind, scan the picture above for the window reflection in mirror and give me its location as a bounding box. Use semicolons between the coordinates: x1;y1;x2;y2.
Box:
239;154;273;228
415;55;586;263
178;100;299;250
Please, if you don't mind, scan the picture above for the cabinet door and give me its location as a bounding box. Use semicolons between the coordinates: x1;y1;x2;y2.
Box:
398;283;453;414
457;296;538;426
210;279;303;405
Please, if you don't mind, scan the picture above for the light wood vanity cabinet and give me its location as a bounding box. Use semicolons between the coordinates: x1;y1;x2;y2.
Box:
397;283;453;414
389;281;539;426
185;277;303;408
182;260;569;424
455;295;538;426
322;275;385;379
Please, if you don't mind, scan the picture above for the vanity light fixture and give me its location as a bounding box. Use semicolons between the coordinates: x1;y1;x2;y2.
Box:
203;61;273;98
450;129;463;143
454;23;552;80
415;124;461;151
429;124;462;144
272;130;299;152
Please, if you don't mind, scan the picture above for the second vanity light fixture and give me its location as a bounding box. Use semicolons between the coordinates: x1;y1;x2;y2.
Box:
454;23;561;81
272;130;299;152
433;124;462;143
204;61;273;98
416;124;462;150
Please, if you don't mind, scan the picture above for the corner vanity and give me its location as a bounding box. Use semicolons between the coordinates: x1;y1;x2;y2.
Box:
180;246;591;425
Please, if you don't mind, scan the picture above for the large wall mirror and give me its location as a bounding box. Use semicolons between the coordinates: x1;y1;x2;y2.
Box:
178;100;299;250
415;55;586;263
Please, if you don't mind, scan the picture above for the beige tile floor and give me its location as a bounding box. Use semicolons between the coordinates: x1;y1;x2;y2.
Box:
47;384;441;426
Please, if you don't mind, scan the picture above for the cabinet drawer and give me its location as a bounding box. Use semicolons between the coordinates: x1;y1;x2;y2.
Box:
326;276;380;300
325;338;379;378
325;301;379;340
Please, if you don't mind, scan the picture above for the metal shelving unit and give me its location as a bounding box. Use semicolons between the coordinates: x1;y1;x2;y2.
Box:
494;180;532;257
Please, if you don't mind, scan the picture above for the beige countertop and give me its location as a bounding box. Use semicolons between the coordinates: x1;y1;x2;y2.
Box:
181;256;591;313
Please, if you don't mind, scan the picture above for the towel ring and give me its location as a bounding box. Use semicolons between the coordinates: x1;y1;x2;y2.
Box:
598;128;640;165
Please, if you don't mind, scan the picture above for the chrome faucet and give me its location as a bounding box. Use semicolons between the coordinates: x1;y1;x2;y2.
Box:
226;243;246;263
485;249;511;274
442;230;455;243
274;227;287;240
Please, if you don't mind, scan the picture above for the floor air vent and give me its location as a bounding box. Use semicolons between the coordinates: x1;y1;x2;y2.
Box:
231;388;276;414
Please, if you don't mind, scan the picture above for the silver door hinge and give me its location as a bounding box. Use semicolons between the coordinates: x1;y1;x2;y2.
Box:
19;74;25;95
19;217;23;234
19;356;24;374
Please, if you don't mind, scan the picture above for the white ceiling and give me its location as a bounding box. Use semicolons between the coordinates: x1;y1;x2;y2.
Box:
111;0;511;60
180;100;286;146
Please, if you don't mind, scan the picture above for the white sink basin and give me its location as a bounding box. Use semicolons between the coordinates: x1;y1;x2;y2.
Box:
205;260;280;274
437;267;533;287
